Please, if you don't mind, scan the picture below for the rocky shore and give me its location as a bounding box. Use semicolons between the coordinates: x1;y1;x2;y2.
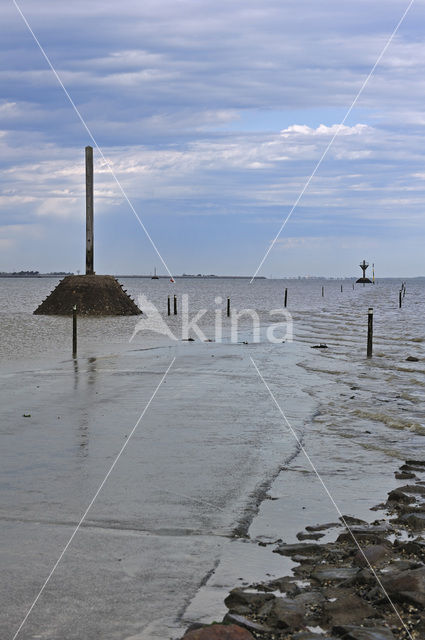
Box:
182;460;425;640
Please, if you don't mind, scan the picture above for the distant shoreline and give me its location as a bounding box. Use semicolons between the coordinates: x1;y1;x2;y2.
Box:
1;273;424;280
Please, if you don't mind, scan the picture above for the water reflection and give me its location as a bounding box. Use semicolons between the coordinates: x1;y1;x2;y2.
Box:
72;356;98;457
72;355;79;390
87;356;97;385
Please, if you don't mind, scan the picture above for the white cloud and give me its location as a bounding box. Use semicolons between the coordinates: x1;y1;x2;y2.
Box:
280;124;370;137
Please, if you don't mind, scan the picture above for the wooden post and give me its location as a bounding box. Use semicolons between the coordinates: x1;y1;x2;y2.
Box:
322;286;324;297
399;290;402;309
367;307;373;358
227;297;230;318
167;296;171;316
341;284;343;293
72;305;77;357
352;283;355;290
174;295;177;315
284;288;288;308
85;146;94;275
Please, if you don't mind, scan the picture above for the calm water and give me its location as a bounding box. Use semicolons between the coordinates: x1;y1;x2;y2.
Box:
0;276;424;639
1;276;425;457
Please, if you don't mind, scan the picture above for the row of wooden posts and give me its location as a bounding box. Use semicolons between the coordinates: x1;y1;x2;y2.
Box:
71;283;407;358
167;296;232;317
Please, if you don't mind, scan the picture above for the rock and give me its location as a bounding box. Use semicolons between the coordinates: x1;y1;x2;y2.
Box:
344;568;380;588
311;567;359;584
322;591;376;626
306;522;340;532
311;344;328;349
184;623;210;634
406;356;419;362
294;590;326;608
400;463;425;473
274;542;327;557
395;483;425;496
381;565;425;606
222;614;272;635
293;562;316;577
353;544;391;568
380;558;422;573
405;459;425;467
337;524;393;545
224;588;272;614
332;625;395;639
395;471;416;480
397;538;425;558
266;597;305;630
398;512;425;531
339;516;368;526
297;531;325;541
294;633;338;640
292;591;325;626
265;576;301;596
256;598;276;619
183;624;254;640
387;488;415;504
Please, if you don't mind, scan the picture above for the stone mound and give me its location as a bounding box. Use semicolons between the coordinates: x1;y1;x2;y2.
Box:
34;274;141;316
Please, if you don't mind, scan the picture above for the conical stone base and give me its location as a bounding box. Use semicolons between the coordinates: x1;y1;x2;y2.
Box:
356;277;372;283
34;275;141;316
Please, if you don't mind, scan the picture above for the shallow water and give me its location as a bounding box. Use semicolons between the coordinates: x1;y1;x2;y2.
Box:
0;276;424;639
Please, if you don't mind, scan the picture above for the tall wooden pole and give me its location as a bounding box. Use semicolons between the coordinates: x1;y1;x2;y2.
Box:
85;146;94;275
72;305;77;357
367;307;373;358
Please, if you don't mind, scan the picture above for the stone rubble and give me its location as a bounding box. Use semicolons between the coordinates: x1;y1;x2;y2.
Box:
181;460;425;640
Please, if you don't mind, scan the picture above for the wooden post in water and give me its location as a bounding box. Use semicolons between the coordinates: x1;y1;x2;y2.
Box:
85;146;94;275
284;288;288;308
341;284;343;293
72;305;77;357
367;307;373;358
227;297;230;318
322;286;324;297
352;283;355;290
167;296;171;316
174;295;177;315
399;290;402;309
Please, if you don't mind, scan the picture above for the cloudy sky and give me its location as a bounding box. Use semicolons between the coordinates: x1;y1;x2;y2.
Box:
1;0;425;277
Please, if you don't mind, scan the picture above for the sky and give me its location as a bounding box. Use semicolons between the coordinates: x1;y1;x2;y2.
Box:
1;0;425;277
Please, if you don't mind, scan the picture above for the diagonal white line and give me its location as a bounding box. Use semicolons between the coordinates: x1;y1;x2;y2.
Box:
12;0;175;282
250;355;413;640
11;357;176;640
250;0;416;282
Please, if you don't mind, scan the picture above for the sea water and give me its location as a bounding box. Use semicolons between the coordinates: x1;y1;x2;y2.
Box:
0;277;424;639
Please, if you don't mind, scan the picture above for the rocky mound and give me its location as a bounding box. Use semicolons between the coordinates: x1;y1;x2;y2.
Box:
33;274;141;316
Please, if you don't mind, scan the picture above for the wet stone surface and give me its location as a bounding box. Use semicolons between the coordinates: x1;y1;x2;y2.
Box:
182;460;425;639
